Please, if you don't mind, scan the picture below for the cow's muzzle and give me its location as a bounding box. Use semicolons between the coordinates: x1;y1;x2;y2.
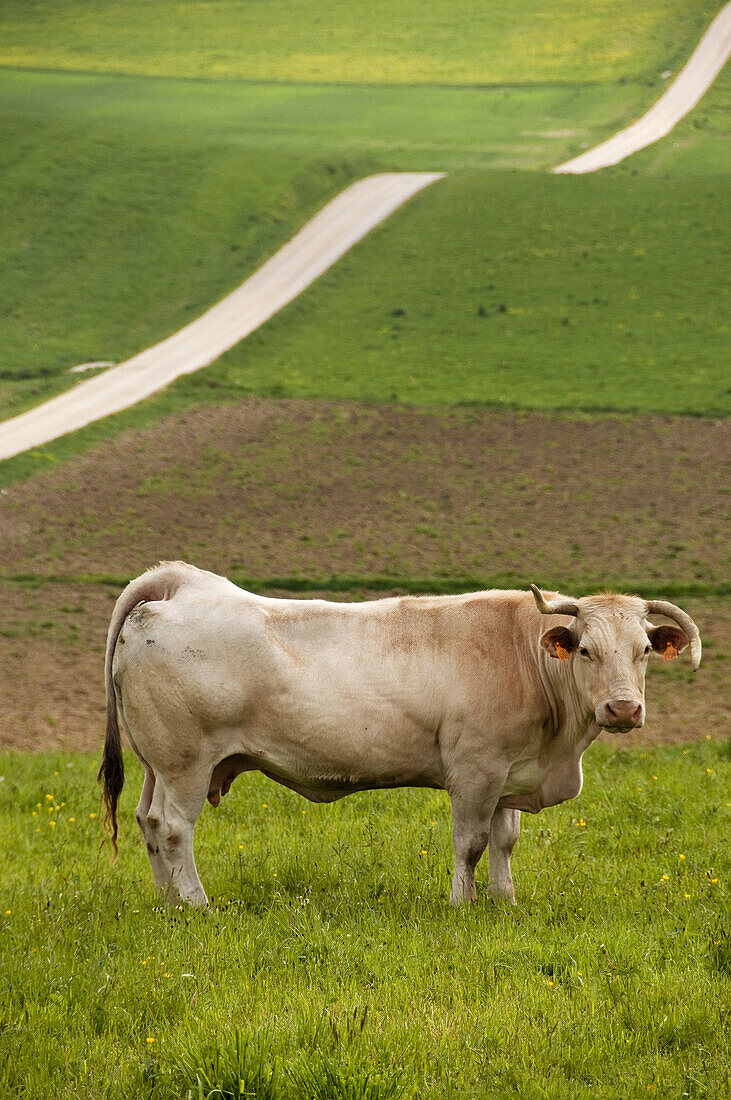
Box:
596;699;644;731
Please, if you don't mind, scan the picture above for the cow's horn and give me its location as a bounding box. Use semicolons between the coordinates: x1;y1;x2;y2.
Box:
530;584;579;617
645;600;702;670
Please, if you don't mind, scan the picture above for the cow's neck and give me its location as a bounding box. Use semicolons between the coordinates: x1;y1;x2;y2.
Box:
539;651;596;746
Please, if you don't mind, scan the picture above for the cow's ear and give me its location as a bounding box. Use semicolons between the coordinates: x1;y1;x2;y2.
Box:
540;626;578;660
648;624;689;662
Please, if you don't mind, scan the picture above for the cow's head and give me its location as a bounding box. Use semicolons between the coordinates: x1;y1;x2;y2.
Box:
530;585;701;732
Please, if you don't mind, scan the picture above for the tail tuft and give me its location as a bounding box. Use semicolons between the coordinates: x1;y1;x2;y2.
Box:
98;691;124;861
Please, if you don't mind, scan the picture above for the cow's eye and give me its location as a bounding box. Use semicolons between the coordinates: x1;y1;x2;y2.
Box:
579;647;591;659
644;644;652;655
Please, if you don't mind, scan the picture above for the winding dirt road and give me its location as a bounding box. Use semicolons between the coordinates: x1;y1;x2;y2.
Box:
0;5;728;461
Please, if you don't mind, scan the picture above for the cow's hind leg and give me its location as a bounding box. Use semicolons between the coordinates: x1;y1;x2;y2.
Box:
488;807;520;904
146;772;209;907
135;769;180;902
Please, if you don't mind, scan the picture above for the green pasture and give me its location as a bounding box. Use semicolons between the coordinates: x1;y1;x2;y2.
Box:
0;1;718;85
194;170;731;416
0;92;374;420
0;68;652;424
1;740;729;1097
0;67;649;172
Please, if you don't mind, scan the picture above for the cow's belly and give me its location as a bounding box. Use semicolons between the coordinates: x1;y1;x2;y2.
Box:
244;683;446;792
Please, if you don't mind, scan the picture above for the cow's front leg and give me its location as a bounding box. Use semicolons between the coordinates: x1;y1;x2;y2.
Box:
488;806;520;904
448;777;504;905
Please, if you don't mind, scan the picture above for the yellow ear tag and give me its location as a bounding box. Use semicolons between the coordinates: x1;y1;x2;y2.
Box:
663;642;679;662
555;641;571;661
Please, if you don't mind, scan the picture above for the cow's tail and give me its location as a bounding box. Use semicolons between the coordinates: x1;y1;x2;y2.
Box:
99;561;192;859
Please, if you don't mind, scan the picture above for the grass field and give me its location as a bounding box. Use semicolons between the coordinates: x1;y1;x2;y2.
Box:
1;740;729;1097
0;1;719;85
0;86;377;420
195;171;730;416
0;69;657;424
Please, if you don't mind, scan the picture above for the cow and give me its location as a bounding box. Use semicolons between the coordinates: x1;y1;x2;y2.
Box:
98;561;701;907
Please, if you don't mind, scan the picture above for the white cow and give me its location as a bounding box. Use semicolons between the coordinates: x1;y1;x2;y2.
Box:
99;562;701;906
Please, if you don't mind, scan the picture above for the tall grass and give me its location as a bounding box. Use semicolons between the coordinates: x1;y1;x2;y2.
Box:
0;740;728;1096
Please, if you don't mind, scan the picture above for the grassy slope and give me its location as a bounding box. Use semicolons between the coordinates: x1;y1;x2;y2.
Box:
194;170;730;415
0;70;652;423
0;2;725;425
0;1;719;84
0;67;648;172
0;91;378;418
1;741;729;1097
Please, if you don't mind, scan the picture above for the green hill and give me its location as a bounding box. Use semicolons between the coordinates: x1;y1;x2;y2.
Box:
0;0;719;84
